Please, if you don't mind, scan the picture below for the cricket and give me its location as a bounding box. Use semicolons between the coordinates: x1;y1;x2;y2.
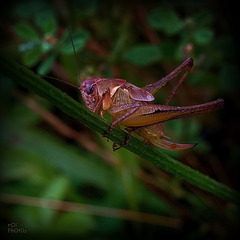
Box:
49;30;224;151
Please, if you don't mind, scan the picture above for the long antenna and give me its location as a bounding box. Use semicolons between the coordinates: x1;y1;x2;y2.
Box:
67;27;82;84
41;75;79;89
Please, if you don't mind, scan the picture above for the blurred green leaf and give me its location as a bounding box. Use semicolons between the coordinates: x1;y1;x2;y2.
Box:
188;70;204;85
0;149;41;182
11;206;44;230
193;10;214;27
60;30;90;54
0;122;112;191
44;17;57;35
55;212;95;234
184;120;201;140
0;147;56;195
14;22;39;41
34;13;57;35
41;41;54;53
167;119;184;138
22;45;42;67
148;8;183;35
42;176;70;200
124;44;161;66
110;33;127;62
194;27;214;45
37;53;56;75
39;176;70;225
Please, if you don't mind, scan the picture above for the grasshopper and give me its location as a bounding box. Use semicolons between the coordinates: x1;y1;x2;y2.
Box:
79;58;224;151
50;30;224;151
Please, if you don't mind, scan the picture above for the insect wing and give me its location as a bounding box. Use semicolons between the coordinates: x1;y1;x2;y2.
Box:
125;83;154;102
96;78;126;97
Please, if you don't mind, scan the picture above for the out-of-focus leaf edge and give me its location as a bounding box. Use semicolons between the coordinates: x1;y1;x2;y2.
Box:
0;55;239;205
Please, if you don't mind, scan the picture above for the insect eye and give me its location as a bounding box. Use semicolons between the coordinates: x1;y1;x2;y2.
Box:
86;85;94;95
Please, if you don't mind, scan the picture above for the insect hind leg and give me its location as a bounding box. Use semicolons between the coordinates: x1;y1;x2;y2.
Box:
103;104;141;137
143;57;193;105
165;58;193;105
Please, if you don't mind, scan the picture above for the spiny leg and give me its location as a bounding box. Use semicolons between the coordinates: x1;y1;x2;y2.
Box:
119;99;224;127
143;57;193;98
112;127;136;151
165;58;193;105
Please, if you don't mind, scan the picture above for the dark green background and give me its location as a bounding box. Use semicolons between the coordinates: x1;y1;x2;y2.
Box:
0;0;240;239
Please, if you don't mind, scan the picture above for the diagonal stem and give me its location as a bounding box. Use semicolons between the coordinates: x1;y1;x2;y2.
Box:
0;55;239;205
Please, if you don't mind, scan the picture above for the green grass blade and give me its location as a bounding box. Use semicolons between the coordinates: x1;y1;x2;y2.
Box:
1;55;239;205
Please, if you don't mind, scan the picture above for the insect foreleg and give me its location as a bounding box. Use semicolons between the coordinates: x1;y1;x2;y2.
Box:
93;97;103;115
93;88;112;117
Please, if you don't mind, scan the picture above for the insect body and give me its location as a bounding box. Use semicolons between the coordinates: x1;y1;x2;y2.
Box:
55;30;223;151
79;58;224;151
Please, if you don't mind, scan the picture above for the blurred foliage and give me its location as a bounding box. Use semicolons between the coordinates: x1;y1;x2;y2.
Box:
0;0;240;239
13;19;89;75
